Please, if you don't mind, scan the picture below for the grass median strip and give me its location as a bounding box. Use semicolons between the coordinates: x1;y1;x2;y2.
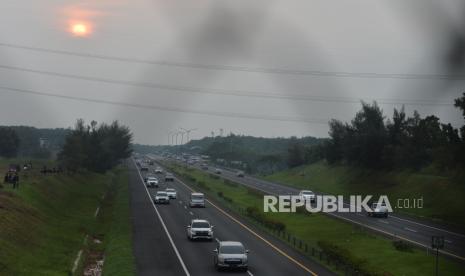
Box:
166;163;465;276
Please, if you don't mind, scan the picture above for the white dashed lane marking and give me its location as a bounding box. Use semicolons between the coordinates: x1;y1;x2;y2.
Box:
404;227;418;233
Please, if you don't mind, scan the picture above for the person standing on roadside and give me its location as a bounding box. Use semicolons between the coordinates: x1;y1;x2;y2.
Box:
13;173;19;189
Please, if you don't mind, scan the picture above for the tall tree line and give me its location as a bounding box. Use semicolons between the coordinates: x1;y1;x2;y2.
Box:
0;127;20;158
58;119;133;173
321;93;465;170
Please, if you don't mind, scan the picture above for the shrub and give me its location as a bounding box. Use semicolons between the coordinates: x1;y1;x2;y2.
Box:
223;179;238;187
392;240;414;252
245;206;286;231
246;187;264;198
217;191;233;203
317;240;372;275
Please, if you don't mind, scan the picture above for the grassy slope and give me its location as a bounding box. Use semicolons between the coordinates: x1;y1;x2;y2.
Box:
168;163;465;276
265;162;465;227
103;169;136;276
0;159;135;276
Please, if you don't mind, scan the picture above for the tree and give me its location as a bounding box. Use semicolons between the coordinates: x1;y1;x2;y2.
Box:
58;119;132;173
287;138;305;168
0;127;20;158
349;102;387;167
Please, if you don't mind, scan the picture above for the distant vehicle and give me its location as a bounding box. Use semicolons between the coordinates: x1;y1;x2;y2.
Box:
153;191;170;204
236;171;244;177
189;192;205;208
299;190;315;203
140;166;149;172
213;241;248;271
149;160;154;165
214;168;222;174
165;188;177;199
155;167;163;174
165;173;174;182
201;164;209;170
146;177;159;188
367;202;388;218
187;219;213;240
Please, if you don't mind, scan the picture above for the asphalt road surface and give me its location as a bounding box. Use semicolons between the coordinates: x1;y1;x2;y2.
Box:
129;159;333;276
160;157;465;262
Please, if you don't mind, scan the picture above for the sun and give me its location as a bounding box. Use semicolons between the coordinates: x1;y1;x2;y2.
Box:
71;23;89;36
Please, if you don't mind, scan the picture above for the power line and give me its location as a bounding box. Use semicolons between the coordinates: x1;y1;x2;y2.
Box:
0;85;329;124
1;42;464;80
0;64;454;106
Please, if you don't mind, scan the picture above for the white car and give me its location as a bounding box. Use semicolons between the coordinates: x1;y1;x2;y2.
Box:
236;171;244;177
155;167;163;174
187;219;213;240
165;173;174;182
367;202;389;218
299;190;316;203
146;177;159;188
213;241;249;271
153;191;170;204
189;192;205;208
215;168;222;174
165;188;177;199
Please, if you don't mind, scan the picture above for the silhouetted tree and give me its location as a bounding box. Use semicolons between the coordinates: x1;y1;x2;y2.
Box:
0;127;20;158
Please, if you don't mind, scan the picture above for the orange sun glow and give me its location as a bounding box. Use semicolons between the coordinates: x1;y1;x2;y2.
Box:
71;23;89;36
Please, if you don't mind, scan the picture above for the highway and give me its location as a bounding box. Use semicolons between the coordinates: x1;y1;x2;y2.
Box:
129;159;333;276
162;158;465;262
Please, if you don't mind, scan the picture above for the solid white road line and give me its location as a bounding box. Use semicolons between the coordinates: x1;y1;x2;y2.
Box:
132;159;190;276
247;270;254;276
189;211;194;216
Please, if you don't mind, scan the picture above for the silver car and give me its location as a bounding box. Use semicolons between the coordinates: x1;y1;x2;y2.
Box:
367;202;388;218
189;192;205;208
146;177;159;188
165;188;177;199
213;241;248;271
153;191;170;204
299;190;315;203
187;219;213;240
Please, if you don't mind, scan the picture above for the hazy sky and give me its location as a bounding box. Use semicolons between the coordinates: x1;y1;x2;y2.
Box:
1;0;464;145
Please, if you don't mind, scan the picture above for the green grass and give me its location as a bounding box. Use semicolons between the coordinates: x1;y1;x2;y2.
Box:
0;159;135;276
103;169;136;276
167;163;465;276
264;162;465;228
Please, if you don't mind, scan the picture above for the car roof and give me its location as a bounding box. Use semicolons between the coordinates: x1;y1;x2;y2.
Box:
219;241;243;247
191;192;204;196
301;190;313;193
156;191;167;194
191;219;209;223
166;188;175;191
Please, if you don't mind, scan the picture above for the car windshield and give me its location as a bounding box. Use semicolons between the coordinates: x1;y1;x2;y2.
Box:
191;195;204;200
302;191;313;195
157;192;167;196
192;222;210;228
220;245;244;254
